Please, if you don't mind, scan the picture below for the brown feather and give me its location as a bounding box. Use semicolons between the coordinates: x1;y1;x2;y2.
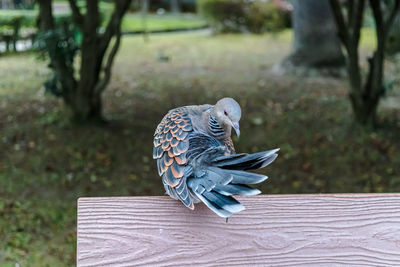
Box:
224;137;235;154
153;108;192;190
168;150;175;158
163;153;174;166
170;161;184;178
171;126;179;134
176;131;188;141
166;131;173;141
163;171;180;187
174;154;187;164
161;142;170;150
170;137;179;147
182;123;192;131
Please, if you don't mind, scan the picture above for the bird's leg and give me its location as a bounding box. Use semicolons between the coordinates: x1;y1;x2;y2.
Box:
225;217;229;223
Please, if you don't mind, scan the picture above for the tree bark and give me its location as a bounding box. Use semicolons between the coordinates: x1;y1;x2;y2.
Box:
37;0;54;31
285;0;345;68
170;0;180;13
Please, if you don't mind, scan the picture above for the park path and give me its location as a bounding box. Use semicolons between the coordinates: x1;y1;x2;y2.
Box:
52;2;70;14
0;28;210;53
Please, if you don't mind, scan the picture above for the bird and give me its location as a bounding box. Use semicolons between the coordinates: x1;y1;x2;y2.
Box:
153;97;279;218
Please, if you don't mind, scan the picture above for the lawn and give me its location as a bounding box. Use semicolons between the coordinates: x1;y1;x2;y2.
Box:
122;14;207;32
0;9;207;32
1;30;400;266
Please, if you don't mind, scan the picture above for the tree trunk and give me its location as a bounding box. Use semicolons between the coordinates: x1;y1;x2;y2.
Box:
170;0;180;13
69;92;103;122
285;0;345;68
37;0;54;31
37;0;131;123
73;0;102;122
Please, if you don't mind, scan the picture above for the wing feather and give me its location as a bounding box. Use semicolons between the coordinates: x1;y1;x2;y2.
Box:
153;107;193;188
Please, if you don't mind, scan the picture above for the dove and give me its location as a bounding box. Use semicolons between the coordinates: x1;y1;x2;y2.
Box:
153;97;279;217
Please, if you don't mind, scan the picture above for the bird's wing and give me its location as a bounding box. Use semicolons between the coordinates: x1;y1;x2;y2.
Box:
153;107;194;208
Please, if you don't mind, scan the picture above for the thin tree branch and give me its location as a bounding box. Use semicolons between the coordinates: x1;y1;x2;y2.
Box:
369;0;385;45
95;28;122;95
329;0;350;49
351;0;365;46
98;0;131;58
384;0;400;35
67;0;84;27
347;0;354;25
94;0;132;94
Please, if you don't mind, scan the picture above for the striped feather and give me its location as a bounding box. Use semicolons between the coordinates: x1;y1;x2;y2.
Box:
208;115;225;137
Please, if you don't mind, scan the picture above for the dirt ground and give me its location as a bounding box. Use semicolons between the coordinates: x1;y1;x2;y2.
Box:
1;31;399;266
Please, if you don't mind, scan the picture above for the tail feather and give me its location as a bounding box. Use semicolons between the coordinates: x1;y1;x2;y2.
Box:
214;184;261;196
192;190;245;218
212;149;279;170
194;192;232;218
260;153;278;168
208;167;268;184
185;148;279;218
202;191;245;213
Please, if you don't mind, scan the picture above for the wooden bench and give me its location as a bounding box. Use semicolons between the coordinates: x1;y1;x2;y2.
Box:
0;17;36;53
0;18;21;52
77;193;400;266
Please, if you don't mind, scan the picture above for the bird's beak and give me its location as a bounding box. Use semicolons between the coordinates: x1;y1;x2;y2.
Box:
231;121;240;137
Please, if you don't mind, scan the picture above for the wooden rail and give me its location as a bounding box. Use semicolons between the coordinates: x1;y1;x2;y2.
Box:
77;194;400;266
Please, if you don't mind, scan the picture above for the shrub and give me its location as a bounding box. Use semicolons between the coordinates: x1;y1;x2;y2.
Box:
197;0;290;34
387;15;400;55
0;10;71;29
34;17;80;97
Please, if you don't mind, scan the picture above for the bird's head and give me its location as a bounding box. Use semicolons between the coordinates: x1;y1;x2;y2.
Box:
212;97;241;137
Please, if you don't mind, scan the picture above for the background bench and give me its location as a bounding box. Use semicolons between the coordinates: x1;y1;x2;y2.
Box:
77;193;400;266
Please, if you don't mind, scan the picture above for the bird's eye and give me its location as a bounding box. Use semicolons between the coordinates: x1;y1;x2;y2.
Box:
224;110;228;116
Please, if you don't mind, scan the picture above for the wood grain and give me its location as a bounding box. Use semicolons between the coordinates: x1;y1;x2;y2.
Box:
77;194;400;267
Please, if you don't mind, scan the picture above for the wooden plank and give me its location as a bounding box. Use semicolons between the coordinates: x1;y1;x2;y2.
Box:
77;194;400;267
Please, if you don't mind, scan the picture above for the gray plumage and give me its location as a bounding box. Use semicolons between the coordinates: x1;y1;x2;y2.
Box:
153;97;279;217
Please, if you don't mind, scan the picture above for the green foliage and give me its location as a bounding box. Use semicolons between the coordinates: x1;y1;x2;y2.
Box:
363;1;400;55
0;10;37;29
262;1;290;32
0;16;22;52
0;9;207;35
0;16;23;33
35;18;80;97
0;10;71;29
0;1;113;30
197;0;290;34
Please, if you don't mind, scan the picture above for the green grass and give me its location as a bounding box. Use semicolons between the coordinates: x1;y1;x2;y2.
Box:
277;27;377;50
0;10;39;28
0;8;206;32
1;31;399;265
0;9;73;29
122;14;207;32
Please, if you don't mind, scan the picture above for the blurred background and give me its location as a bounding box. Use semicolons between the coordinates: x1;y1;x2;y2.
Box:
0;0;399;265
